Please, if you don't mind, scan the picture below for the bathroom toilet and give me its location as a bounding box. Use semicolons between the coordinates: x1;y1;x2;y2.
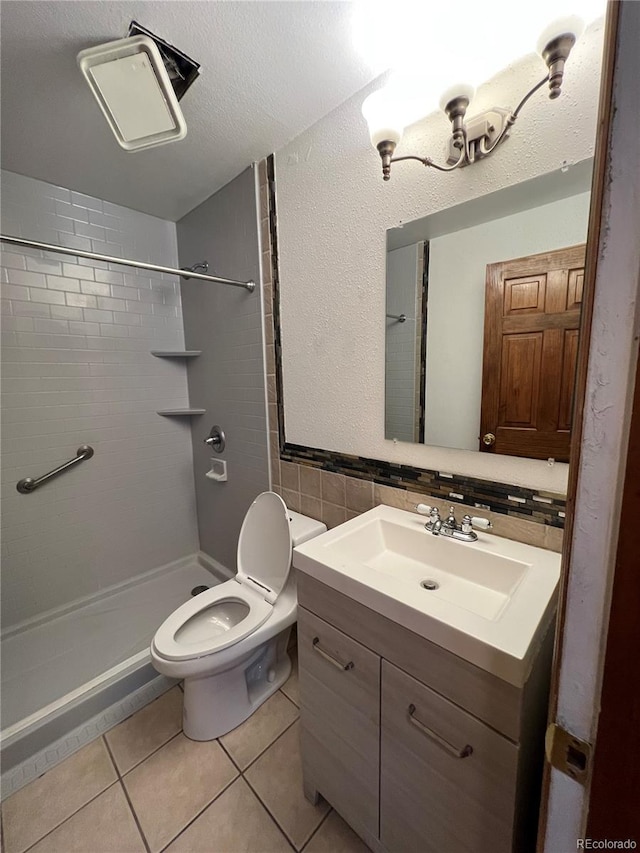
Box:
151;491;326;740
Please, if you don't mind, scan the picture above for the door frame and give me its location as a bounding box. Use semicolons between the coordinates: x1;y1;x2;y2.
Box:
538;1;640;848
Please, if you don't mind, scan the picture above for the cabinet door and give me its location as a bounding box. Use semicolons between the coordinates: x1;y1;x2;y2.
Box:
381;660;518;853
298;607;380;841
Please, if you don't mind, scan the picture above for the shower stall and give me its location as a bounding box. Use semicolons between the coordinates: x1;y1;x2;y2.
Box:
0;165;270;797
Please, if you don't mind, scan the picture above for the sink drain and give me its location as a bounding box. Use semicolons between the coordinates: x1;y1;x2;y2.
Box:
420;579;439;591
191;585;210;596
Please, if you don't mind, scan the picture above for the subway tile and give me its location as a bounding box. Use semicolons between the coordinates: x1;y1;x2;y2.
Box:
83;308;113;323
62;262;94;279
7;269;46;288
28;287;65;305
25;256;62;276
45;275;81;292
2;284;30;301
12;301;51;318
81;280;111;297
66;292;97;308
0;251;27;269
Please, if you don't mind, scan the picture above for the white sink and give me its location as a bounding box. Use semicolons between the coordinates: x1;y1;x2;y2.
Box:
293;504;561;686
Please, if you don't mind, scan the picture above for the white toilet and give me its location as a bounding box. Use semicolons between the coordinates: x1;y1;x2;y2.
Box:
151;491;326;741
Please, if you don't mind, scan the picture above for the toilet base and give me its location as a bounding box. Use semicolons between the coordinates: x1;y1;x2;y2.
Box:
182;628;292;740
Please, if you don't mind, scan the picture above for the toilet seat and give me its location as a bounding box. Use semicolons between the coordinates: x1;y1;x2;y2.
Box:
153;492;293;662
152;581;273;661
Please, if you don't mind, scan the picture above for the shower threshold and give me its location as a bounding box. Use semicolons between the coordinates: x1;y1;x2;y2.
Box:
1;553;226;799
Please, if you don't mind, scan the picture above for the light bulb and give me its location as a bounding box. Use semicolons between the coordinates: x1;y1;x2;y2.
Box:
536;14;586;56
362;88;405;148
438;83;475;114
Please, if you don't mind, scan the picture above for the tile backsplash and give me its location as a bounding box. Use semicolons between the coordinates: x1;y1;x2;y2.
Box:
257;159;564;554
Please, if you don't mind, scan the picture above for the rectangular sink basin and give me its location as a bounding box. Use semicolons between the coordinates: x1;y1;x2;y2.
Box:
293;504;561;686
332;517;528;621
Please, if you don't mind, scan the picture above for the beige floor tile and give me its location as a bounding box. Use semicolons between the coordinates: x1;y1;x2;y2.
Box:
245;722;329;850
281;648;299;707
165;777;291;853
2;738;117;853
28;783;145;853
105;685;183;773
304;811;372;853
123;733;237;852
220;691;299;770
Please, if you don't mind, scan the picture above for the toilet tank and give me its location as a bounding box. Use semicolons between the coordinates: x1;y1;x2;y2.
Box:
287;510;327;546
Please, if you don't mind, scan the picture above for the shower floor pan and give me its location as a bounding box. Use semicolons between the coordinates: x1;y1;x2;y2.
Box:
1;556;218;796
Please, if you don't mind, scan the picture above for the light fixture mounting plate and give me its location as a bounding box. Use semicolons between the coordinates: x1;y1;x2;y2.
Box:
447;107;511;165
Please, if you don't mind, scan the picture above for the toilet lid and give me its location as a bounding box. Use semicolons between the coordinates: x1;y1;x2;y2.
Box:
237;491;292;604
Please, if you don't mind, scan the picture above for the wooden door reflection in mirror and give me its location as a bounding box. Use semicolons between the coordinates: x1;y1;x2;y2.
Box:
480;244;586;461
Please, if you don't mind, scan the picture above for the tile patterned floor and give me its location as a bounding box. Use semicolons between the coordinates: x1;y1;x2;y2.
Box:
0;655;371;853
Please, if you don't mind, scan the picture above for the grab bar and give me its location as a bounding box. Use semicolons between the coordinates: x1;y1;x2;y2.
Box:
16;445;94;494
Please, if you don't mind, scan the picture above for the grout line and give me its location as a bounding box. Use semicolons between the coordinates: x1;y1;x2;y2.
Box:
117;777;152;853
21;780;121;853
117;730;183;778
102;733;121;777
217;737;242;773
299;808;332;852
242;774;300;852
157;774;240;853
238;715;299;774
280;681;299;708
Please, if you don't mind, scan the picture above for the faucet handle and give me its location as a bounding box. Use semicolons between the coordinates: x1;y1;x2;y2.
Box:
470;515;492;530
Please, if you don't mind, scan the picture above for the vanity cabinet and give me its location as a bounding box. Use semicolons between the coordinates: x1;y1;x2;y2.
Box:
298;609;380;842
298;573;553;853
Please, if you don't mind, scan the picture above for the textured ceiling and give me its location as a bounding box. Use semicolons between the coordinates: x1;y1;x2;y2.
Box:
0;1;378;220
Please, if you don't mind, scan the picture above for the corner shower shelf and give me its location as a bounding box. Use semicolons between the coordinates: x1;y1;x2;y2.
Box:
151;350;202;358
157;408;206;416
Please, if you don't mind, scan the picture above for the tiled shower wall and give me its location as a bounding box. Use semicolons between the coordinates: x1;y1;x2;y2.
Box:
0;171;198;628
257;160;563;554
176;166;269;571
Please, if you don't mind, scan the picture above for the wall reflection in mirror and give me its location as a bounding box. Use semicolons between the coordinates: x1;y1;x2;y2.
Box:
385;158;593;461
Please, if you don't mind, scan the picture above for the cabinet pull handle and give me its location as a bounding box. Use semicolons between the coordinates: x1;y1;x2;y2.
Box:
312;637;354;671
408;704;473;759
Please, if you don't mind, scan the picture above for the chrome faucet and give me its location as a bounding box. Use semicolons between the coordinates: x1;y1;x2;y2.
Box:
416;504;492;543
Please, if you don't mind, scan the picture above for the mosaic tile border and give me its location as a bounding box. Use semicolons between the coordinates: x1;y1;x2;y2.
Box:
265;155;566;528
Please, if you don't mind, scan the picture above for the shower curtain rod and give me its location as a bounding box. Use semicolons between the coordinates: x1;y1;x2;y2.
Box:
0;234;256;292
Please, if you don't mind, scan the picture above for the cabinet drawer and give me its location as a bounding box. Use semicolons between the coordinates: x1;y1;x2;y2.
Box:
381;660;518;853
298;607;380;841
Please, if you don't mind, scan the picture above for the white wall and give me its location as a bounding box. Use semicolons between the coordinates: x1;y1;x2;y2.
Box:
275;19;604;492
385;243;420;441
1;171;199;628
424;191;591;450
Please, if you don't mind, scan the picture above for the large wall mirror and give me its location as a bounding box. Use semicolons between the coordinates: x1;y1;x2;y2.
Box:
385;158;593;462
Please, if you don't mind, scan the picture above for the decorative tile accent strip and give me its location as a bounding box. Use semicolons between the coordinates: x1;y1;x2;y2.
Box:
262;155;566;529
1;675;175;800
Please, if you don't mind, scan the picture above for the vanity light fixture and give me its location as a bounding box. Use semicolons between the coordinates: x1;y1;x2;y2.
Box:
362;15;586;181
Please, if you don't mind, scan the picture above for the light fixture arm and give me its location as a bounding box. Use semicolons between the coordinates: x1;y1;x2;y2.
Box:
477;74;549;158
367;22;581;183
391;148;466;173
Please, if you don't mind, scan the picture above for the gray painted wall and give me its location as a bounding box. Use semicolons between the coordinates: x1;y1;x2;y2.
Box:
1;171;199;628
177;166;269;570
